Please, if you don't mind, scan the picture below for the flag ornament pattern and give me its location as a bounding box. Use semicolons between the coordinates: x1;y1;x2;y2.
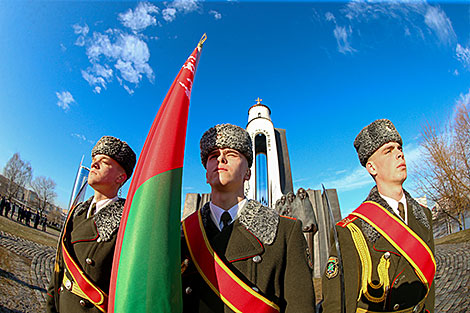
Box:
108;34;206;313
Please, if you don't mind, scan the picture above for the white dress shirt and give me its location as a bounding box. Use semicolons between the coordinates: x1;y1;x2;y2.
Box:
209;198;247;231
379;192;408;224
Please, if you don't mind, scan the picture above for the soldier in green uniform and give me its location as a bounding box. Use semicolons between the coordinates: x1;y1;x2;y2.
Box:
181;124;316;313
46;136;136;313
322;119;435;313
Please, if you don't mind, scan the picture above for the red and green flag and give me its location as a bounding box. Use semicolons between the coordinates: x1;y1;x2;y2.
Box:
108;34;206;313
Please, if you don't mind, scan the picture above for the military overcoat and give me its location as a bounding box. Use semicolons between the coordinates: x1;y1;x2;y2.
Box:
322;187;435;313
46;197;125;313
181;200;316;313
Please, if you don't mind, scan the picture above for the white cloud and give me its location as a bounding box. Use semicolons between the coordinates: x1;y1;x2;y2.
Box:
71;133;94;144
333;25;356;54
456;44;470;70
332;2;457;52
457;88;470;107
79;29;154;93
171;0;200;13
403;142;424;168
162;8;177;22
73;23;89;36
73;24;89;47
56;91;76;111
424;6;456;45
81;63;113;91
209;10;222;20
118;2;159;32
323;166;371;192
71;133;86;141
325;12;336;23
162;0;201;22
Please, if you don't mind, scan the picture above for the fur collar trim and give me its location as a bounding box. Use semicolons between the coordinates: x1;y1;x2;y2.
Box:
362;186;430;243
201;200;280;245
73;197;125;242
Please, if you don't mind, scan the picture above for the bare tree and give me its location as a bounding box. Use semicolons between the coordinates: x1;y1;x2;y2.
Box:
413;103;470;232
3;153;33;201
31;176;57;215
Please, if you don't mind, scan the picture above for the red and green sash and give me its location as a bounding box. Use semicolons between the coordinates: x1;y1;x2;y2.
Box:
349;201;436;289
182;211;280;313
60;204;108;312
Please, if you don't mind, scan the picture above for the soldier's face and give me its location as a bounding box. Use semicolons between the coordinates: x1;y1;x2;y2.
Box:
367;142;407;186
88;155;127;189
205;148;250;192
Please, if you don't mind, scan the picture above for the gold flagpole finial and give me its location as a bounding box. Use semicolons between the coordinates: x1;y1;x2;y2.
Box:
198;33;207;48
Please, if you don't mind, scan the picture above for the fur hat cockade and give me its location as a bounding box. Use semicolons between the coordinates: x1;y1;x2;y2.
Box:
354;119;402;167
92;136;137;178
200;124;253;168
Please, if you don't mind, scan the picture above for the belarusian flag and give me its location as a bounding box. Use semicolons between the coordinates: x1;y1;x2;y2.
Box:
108;34;206;313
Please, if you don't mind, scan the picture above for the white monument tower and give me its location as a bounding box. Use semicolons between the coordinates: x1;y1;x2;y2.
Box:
246;98;292;207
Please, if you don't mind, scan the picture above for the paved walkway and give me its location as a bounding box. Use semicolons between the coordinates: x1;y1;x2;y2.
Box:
433;242;470;312
0;231;55;312
0;230;468;312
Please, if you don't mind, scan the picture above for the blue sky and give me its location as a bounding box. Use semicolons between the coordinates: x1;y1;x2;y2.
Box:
0;0;469;216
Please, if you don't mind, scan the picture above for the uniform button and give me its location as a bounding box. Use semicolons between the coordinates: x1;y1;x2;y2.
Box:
252;255;262;263
252;287;260;292
393;303;400;310
86;258;94;265
384;252;391;259
97;237;102;243
185;287;192;294
64;279;72;290
79;299;87;307
59;286;64;293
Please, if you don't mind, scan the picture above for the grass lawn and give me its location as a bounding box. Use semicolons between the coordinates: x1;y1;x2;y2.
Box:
0;215;60;247
435;228;470;245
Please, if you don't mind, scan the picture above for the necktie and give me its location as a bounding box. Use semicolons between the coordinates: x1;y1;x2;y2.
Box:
398;202;405;221
220;211;232;230
90;203;97;217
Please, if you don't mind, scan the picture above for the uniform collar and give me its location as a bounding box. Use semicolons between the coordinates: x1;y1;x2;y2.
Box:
209;198;247;231
88;196;119;218
379;192;407;224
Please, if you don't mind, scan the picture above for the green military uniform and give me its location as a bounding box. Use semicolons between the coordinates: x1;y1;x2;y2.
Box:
46;197;125;313
182;200;316;313
322;187;435;313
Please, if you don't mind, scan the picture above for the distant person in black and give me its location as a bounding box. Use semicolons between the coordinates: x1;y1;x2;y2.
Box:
10;204;15;219
17;205;22;222
24;209;31;226
4;199;11;218
41;216;47;231
34;212;40;228
0;196;5;216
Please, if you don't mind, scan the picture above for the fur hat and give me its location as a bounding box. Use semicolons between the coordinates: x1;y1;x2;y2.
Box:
200;124;253;168
92;136;136;179
354;119;402;167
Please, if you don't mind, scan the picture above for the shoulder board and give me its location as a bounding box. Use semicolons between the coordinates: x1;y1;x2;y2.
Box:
336;215;357;228
279;215;297;221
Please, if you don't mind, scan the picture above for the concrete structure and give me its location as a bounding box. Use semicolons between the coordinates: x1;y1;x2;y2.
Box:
245;99;293;207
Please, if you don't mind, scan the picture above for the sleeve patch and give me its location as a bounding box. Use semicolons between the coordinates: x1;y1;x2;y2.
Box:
325;256;339;279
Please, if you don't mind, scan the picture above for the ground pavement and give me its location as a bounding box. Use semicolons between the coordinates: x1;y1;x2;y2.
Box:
0;230;468;312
